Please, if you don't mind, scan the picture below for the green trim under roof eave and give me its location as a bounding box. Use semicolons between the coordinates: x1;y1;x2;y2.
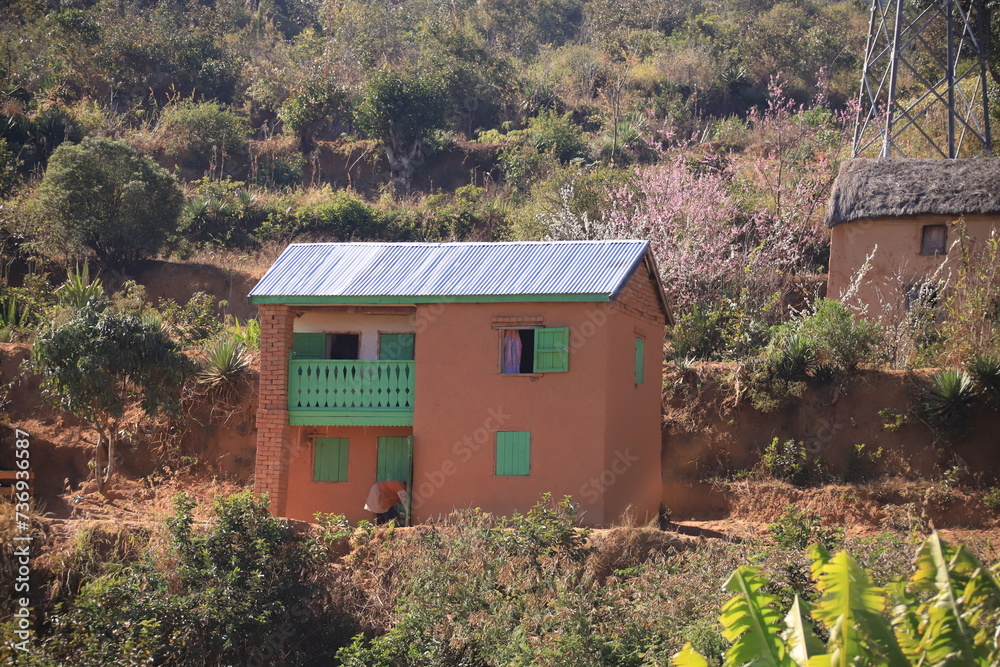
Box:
250;293;613;305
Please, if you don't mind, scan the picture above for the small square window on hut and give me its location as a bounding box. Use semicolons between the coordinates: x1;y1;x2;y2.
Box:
920;224;948;255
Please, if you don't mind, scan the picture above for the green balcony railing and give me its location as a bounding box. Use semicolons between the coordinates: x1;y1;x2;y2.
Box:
288;359;415;426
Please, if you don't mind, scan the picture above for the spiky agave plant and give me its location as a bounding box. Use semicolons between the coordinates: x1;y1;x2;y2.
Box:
967;354;1000;402
198;338;251;392
922;369;976;439
56;263;105;310
772;334;817;382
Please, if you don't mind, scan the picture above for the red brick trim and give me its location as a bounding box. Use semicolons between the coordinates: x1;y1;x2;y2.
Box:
611;265;668;326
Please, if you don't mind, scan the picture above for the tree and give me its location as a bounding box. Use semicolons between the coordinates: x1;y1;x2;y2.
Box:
354;68;449;185
37;137;183;269
32;305;194;494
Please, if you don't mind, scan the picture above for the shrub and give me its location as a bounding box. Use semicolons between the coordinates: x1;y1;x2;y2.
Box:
158;292;224;344
767;505;842;551
769;333;817;382
294;190;381;239
982;487;1000;512
226;315;260;350
0;138;19;197
198;338;251;392
55;263;106;310
967;353;1000;406
155;101;249;171
844;443;883;483
796;298;882;373
525;107;589;162
760;438;825;486
0;295;33;339
177;178;266;248
746;357;806;413
37;137;183;268
922;369;976;440
33;492;348;665
670;305;727;360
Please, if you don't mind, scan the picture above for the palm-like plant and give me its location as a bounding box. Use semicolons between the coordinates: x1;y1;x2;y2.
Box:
922;369;976;438
55;263;106;310
198;338;251;392
772;334;817;382
967;354;1000;403
673;532;1000;666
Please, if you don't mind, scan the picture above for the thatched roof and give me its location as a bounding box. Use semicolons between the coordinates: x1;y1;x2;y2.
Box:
825;158;1000;227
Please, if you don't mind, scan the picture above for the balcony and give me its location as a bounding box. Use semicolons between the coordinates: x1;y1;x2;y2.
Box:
288;360;415;426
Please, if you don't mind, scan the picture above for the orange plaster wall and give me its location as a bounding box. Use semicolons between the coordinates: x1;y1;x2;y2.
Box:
829;214;1000;318
600;311;665;526
409;300;615;526
283;425;413;523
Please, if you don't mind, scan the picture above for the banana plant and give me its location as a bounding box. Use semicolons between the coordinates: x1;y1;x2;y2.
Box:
673;532;1000;666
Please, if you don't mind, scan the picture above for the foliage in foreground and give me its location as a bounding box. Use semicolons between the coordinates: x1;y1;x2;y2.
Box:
0;491;951;667
13;493;350;666
674;532;1000;666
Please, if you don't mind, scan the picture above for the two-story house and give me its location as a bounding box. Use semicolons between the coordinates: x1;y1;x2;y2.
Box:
249;240;671;527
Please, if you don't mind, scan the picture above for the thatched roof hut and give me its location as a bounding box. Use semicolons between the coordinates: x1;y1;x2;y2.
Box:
825;158;1000;228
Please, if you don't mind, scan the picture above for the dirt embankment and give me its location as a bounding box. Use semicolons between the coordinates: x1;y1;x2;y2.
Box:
0;341;257;521
661;364;1000;528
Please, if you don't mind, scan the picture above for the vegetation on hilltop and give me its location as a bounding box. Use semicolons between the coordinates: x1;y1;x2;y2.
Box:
0;0;998;379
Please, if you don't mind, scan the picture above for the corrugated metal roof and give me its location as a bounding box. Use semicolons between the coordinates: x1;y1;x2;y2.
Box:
249;240;652;300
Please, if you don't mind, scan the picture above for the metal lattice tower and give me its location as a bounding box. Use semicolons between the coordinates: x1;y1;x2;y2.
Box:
853;0;992;158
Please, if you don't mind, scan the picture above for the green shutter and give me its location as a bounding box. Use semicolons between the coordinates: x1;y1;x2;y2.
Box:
293;333;326;359
533;327;569;373
634;337;645;383
495;431;530;476
314;438;349;482
379;333;415;360
377;436;412;482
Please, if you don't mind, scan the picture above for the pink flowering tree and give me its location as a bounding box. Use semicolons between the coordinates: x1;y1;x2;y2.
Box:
607;74;850;314
605;153;743;310
734;72;854;270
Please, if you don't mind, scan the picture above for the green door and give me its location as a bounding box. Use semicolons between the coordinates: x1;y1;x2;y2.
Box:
379;333;415;360
377;436;412;482
377;436;413;526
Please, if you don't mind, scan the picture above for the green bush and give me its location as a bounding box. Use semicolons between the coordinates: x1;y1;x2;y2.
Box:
767;505;842;551
760;438;826;487
671;305;727;360
294;190;381;239
794;299;882;373
37;137;183;268
525;107;589;162
155;101;249;170
32;492;348;666
55;264;106;311
745;357;806;413
769;334;817;382
176;178;267;248
0;138;20;197
982;487;1000;512
968;353;1000;406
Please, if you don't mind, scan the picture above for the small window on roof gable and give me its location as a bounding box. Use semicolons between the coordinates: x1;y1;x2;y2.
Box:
920;225;947;256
